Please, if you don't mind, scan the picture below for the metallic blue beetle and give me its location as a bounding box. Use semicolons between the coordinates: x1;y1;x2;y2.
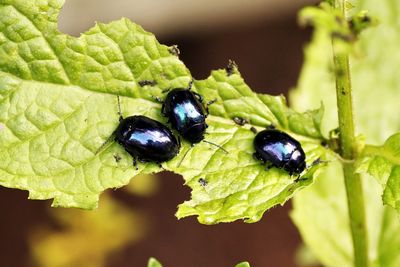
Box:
115;115;180;166
162;88;208;144
96;97;180;168
253;129;306;175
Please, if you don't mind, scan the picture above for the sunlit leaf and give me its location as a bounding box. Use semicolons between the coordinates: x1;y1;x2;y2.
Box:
357;133;400;213
0;0;329;224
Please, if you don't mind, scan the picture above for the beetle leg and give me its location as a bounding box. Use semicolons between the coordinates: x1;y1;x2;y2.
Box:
266;124;276;130
206;99;217;106
187;80;194;90
158;163;166;170
294;174;304;182
282;161;292;173
132;157;138;170
161;102;167;116
265;162;274;171
252;152;258;161
253;152;263;162
295;176;309;183
193;92;204;103
205;99;217;115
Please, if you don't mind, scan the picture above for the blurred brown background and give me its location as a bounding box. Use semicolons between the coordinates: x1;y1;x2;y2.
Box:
0;0;318;266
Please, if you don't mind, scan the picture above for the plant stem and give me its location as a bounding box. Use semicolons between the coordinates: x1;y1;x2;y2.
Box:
333;1;368;267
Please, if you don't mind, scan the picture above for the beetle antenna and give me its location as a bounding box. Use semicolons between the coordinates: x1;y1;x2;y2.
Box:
95;133;116;155
117;95;123;122
187;80;194;90
203;139;228;154
158;163;166;171
177;146;193;167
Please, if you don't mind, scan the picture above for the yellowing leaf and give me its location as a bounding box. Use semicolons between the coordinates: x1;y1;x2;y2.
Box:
29;194;145;267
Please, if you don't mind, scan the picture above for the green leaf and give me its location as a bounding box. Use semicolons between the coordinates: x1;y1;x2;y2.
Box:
0;0;327;223
147;258;163;267
235;262;251;267
0;0;192;209
357;133;400;213
290;0;400;266
377;206;400;267
291;162;353;266
291;161;398;267
175;69;329;224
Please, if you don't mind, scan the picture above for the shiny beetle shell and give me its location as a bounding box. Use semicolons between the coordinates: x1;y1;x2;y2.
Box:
253;129;306;175
115;115;180;163
162;88;207;144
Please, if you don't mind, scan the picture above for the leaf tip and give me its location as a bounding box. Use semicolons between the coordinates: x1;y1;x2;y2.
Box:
147;257;163;267
235;262;251;267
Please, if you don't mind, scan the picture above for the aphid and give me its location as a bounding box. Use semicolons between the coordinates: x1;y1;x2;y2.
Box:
168;45;180;56
198;178;208;187
253;129;306;175
250;127;258;134
138;80;157;87
160;82;228;166
226;60;237;76
233;116;248;126
97;97;180;169
113;153;122;163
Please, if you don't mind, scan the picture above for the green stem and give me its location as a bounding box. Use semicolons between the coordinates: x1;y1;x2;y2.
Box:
333;1;368;267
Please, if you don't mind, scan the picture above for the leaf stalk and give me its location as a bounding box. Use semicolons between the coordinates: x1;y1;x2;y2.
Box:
333;1;368;266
